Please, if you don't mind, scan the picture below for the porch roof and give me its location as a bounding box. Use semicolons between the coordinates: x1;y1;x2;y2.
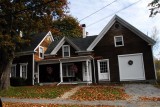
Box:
37;56;93;65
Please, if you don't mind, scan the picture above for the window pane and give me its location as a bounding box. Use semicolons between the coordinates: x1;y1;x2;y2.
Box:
64;52;69;56
100;61;108;73
115;37;123;46
11;66;16;77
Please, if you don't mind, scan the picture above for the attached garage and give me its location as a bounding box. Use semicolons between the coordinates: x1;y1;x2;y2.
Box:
118;53;145;81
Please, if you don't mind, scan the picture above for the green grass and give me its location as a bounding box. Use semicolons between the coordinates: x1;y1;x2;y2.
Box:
0;85;74;99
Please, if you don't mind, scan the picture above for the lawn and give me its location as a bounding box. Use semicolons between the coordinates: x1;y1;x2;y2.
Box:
2;102;116;107
0;85;74;99
71;86;129;101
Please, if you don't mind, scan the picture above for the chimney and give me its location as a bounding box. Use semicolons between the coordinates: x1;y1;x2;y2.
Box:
81;24;86;38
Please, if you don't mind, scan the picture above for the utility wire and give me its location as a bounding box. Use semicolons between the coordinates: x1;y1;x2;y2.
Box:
79;0;117;22
87;0;142;27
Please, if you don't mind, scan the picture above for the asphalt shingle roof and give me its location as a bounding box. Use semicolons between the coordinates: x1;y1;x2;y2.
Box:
70;36;97;50
45;35;97;54
20;32;48;52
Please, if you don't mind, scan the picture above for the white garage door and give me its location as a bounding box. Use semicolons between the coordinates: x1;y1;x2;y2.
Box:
118;53;145;81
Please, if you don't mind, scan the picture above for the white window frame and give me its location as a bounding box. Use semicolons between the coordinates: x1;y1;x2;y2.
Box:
62;45;70;57
62;64;75;77
10;64;16;77
20;63;28;79
39;46;44;59
114;36;124;47
97;59;110;81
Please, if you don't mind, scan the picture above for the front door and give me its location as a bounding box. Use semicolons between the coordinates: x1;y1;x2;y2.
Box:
97;59;110;81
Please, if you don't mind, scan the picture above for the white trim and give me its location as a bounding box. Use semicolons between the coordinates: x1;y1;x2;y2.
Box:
10;64;17;77
62;45;70;57
114;35;124;47
20;63;28;79
39;46;44;59
34;31;54;51
50;37;80;55
87;15;155;51
51;37;65;55
97;59;110;81
118;53;145;81
60;61;63;82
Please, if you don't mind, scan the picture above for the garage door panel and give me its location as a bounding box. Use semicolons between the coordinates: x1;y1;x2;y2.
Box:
118;54;145;81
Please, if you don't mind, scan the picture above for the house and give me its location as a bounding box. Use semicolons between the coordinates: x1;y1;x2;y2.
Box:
11;15;156;85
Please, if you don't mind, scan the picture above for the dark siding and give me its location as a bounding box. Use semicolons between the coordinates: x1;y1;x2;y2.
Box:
93;22;155;82
12;54;33;85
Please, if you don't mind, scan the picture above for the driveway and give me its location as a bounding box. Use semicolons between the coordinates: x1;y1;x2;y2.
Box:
124;84;160;101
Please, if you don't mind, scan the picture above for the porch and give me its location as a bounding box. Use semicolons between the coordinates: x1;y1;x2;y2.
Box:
35;56;93;85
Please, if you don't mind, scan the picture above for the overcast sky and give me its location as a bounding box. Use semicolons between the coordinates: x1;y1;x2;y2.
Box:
68;0;160;57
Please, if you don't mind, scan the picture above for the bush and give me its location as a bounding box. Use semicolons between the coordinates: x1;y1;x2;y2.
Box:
10;77;26;86
157;71;160;82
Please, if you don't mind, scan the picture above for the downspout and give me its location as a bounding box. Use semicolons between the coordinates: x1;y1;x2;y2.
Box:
90;56;96;84
57;59;62;86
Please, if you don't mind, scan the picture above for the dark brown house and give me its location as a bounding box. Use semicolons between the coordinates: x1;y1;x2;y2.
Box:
12;15;156;85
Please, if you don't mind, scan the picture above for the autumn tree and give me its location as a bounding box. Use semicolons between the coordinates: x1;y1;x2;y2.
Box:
51;16;82;38
148;0;160;17
0;0;69;90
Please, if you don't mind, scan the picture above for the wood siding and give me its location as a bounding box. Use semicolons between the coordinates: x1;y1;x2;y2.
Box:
93;21;155;82
12;55;33;85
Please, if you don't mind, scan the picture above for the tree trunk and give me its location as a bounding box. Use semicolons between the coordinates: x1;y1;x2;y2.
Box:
0;59;13;90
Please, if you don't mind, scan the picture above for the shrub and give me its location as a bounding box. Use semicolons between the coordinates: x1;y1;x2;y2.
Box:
10;77;26;86
157;71;160;82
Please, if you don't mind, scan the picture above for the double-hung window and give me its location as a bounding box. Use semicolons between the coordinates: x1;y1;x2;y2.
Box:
11;64;16;77
62;45;70;57
62;64;75;77
114;36;124;47
39;46;44;59
20;63;28;79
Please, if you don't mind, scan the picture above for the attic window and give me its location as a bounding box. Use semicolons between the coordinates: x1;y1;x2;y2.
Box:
62;45;70;57
39;46;44;59
114;36;124;47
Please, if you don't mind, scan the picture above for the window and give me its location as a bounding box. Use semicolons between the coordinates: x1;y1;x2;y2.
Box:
62;64;75;77
10;64;16;77
20;63;28;79
98;60;108;73
62;45;70;57
39;46;44;59
114;36;124;47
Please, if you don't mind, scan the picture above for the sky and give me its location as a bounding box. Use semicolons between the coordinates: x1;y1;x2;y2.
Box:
68;0;160;58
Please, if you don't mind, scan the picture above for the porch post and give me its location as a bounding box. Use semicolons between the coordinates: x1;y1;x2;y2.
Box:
86;60;90;82
60;62;63;82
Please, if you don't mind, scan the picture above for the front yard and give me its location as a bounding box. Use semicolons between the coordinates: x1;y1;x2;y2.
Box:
71;86;129;101
0;85;74;99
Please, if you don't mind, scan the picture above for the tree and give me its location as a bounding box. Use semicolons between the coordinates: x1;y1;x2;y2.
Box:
148;0;160;17
150;26;159;51
0;0;69;90
51;16;82;38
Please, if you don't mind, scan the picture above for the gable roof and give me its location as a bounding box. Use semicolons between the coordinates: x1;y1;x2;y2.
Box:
45;35;97;54
87;15;156;51
19;31;53;53
70;36;97;51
